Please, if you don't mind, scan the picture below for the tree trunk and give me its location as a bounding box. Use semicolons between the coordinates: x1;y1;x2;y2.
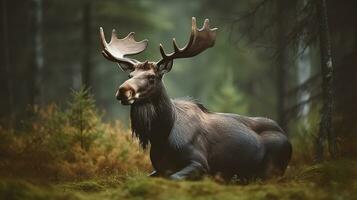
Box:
276;0;289;133
297;43;311;119
81;1;92;89
296;0;312;121
30;0;44;105
315;0;336;162
2;0;14;126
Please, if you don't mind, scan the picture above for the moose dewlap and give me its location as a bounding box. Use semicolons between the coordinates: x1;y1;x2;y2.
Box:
99;17;292;180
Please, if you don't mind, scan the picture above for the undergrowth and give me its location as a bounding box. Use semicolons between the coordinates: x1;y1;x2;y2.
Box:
0;88;150;181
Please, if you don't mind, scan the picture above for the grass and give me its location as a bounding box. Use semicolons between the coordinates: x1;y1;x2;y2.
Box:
0;159;356;200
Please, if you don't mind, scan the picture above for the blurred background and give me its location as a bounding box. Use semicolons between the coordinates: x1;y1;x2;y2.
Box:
2;0;276;124
1;0;357;167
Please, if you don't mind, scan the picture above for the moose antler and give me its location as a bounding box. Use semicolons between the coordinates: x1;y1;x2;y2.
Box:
99;27;148;70
157;17;217;65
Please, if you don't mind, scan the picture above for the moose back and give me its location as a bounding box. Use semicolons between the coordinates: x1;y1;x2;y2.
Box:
99;17;292;180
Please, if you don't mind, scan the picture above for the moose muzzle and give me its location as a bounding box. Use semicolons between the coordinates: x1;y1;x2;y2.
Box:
116;84;135;105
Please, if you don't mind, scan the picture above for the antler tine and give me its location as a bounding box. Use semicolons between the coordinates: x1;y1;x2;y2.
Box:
159;44;167;59
186;17;197;49
173;38;180;52
157;17;217;65
203;19;210;29
99;27;108;49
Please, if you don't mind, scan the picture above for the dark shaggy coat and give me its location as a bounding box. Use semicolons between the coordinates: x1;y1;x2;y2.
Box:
130;88;292;180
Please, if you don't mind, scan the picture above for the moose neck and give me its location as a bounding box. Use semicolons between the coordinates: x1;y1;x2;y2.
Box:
130;85;175;148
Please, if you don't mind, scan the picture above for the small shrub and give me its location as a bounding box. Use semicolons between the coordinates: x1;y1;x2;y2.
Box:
0;89;150;181
67;88;101;151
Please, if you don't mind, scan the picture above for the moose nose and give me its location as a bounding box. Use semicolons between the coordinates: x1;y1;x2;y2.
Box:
116;85;135;101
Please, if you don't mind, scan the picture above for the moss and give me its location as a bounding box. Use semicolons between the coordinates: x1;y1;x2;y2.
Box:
62;181;105;192
0;179;80;200
117;174;330;200
296;159;357;187
0;161;354;200
0;180;46;200
123;176;179;199
1;166;355;200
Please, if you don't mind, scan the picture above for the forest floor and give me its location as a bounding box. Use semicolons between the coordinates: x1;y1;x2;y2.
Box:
0;159;356;200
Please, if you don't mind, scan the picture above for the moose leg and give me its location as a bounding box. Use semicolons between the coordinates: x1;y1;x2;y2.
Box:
169;161;205;180
260;131;292;178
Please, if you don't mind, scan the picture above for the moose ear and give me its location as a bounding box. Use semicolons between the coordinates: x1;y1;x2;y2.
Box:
157;60;173;74
117;62;135;72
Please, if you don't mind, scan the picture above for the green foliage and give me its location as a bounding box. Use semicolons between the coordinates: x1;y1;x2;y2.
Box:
67;87;101;151
210;69;248;114
289;103;321;164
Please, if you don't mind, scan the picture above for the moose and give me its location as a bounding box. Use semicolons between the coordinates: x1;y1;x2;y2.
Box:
99;17;292;181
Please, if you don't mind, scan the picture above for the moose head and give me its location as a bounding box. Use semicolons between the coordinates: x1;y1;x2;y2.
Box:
99;17;217;105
